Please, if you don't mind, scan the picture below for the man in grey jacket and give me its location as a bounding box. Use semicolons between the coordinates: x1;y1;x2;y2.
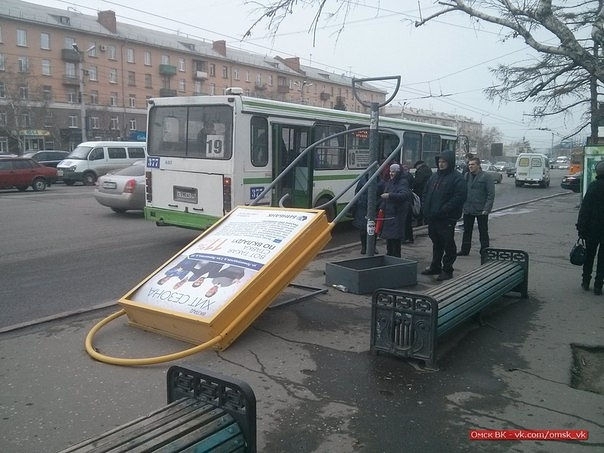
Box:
457;157;495;256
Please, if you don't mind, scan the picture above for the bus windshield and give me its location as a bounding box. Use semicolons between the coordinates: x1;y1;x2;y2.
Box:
148;105;233;159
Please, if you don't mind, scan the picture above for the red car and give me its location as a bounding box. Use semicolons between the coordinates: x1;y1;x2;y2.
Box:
0;157;58;191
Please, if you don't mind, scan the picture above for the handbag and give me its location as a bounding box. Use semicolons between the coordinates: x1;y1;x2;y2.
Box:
570;238;586;266
411;192;422;217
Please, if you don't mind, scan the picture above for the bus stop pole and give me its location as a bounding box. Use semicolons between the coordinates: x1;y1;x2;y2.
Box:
366;103;379;257
352;75;401;258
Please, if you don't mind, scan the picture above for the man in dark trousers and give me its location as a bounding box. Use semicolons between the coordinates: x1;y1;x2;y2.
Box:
421;150;467;281
457;157;495;256
412;160;433;226
576;160;604;295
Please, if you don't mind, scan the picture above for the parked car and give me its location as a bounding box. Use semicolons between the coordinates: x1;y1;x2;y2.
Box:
0;157;58;191
22;150;70;168
93;160;146;213
492;161;509;171
485;166;503;183
506;166;516;177
561;171;581;193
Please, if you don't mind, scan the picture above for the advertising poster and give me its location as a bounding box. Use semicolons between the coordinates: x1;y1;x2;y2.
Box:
583;145;604;193
128;207;318;318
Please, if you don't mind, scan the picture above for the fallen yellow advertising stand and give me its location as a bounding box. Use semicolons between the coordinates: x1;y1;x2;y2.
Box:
85;206;333;366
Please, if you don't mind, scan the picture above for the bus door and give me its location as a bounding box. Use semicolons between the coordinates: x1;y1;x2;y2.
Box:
271;124;312;208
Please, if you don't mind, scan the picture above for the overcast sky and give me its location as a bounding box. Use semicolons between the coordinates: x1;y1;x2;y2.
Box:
30;0;589;152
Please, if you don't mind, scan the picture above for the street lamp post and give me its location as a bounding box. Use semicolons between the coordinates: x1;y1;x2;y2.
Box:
537;127;555;157
72;43;93;142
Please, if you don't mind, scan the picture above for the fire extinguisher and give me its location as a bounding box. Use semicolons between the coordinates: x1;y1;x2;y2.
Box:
375;209;385;235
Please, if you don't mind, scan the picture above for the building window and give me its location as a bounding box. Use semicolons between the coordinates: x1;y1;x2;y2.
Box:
65;62;76;78
110;117;119;130
210;83;216;95
18;57;29;73
178;58;186;72
128;71;135;86
40;32;50;50
69;115;78;128
41;59;51;75
67;90;77;103
161;55;170;65
194;81;202;95
90;117;100;129
19;85;28;99
0;113;7;126
107;45;116;60
63;36;75;49
0;82;4;97
245;71;250;82
222;66;228;79
145;74;152;88
178;79;186;92
87;43;97;58
44;111;52;127
0;138;8;153
88;65;97;81
43;86;52;101
144;51;151;66
17;29;27;47
110;92;118;106
126;48;135;63
233;68;239;81
129;95;136;108
89;90;98;104
109;68;118;83
19;113;30;127
209;64;215;77
0;54;5;71
256;74;261;84
268;75;273;86
129;118;136;131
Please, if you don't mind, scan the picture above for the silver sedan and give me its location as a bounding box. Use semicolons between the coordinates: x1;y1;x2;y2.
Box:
93;160;146;213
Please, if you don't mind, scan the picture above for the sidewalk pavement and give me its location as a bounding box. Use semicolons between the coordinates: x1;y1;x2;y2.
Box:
1;192;602;452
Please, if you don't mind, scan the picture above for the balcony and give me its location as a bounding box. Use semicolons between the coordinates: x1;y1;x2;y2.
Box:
255;82;266;90
194;71;208;80
62;76;80;86
61;48;81;62
159;64;177;76
277;85;290;94
159;88;177;97
320;92;331;101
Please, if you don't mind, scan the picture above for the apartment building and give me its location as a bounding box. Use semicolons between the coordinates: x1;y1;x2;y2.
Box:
0;0;385;153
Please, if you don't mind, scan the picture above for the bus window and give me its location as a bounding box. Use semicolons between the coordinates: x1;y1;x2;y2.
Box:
403;131;421;167
251;116;268;167
379;133;401;165
348;126;370;169
313;123;345;170
423;133;441;167
148;105;232;159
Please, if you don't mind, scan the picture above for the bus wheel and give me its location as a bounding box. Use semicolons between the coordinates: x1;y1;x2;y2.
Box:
316;197;336;222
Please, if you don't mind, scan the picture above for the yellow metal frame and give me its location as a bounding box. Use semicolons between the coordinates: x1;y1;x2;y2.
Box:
119;206;332;350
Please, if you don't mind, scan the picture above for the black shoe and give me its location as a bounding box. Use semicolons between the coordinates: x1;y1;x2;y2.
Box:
436;272;453;281
581;277;591;291
595;282;603;295
456;251;469;256
421;267;441;275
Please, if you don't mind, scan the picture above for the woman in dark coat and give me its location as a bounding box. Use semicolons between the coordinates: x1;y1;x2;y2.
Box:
576;160;604;295
378;163;412;257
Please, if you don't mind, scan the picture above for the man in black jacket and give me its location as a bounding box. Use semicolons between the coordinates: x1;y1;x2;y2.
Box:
577;160;604;295
421;150;467;281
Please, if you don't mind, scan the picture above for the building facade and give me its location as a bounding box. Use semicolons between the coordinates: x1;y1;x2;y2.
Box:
0;0;385;153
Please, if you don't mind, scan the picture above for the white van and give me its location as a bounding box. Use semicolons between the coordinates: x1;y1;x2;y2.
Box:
57;141;147;185
514;153;550;188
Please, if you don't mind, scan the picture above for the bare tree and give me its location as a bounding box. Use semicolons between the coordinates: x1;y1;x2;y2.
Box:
245;0;603;142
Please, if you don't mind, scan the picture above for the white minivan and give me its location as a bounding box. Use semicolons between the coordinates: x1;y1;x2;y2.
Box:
57;141;147;185
514;153;550;188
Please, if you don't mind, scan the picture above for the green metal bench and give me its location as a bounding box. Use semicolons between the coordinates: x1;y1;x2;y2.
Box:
60;366;256;453
370;248;529;369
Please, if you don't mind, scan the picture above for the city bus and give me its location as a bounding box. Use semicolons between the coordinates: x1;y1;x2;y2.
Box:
144;89;458;230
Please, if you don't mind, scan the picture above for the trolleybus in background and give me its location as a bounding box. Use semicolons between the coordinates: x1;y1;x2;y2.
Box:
144;89;458;230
